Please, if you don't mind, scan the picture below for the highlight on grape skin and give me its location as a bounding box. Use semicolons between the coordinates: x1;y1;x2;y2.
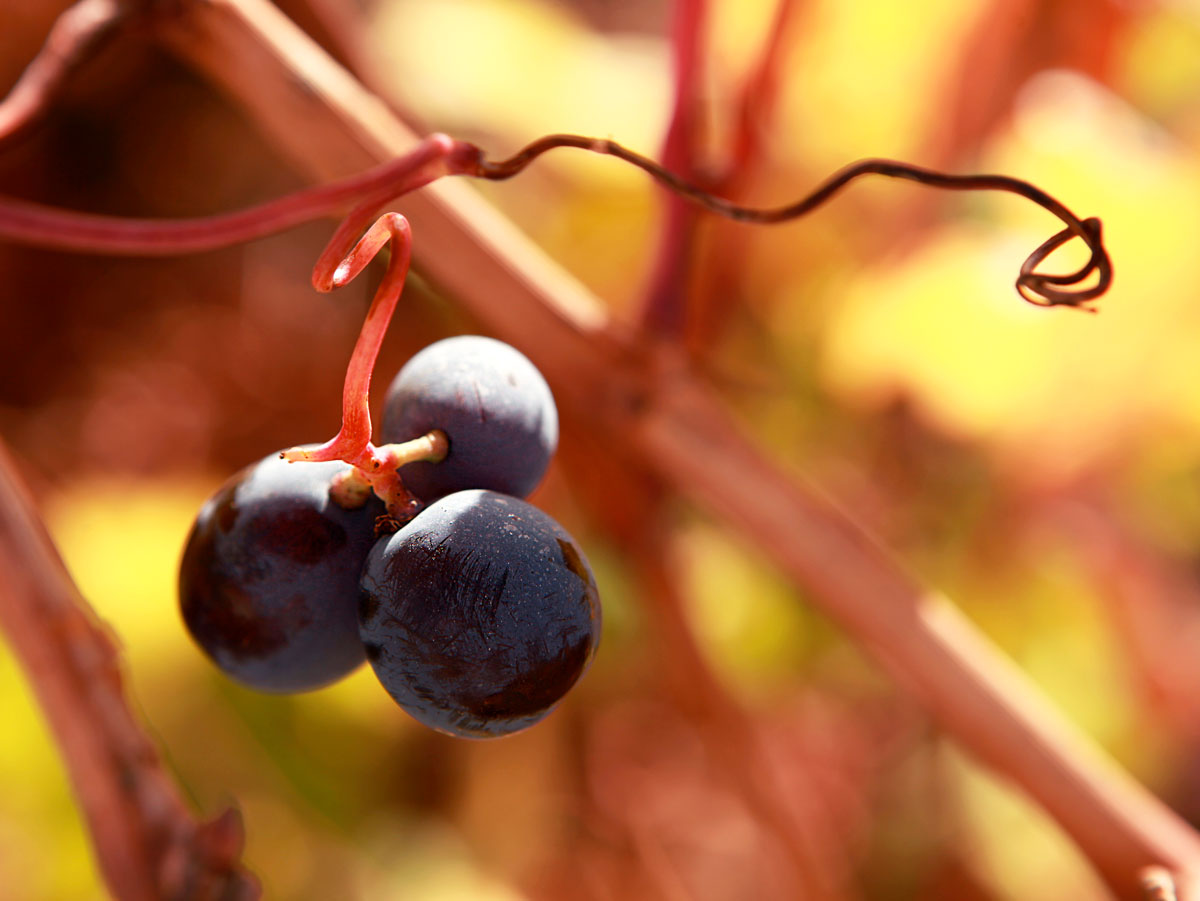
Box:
380;335;559;501
178;450;383;693
358;489;601;739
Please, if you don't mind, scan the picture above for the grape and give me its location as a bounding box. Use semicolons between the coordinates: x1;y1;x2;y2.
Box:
359;489;601;738
178;451;383;693
380;336;557;501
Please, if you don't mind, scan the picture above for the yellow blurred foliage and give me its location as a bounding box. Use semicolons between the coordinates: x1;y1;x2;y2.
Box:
946;743;1111;901
822;71;1200;482
678;520;813;701
370;0;669;159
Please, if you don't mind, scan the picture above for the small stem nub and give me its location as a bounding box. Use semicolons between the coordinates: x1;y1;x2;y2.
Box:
376;430;449;470
329;468;372;510
290;429;449;520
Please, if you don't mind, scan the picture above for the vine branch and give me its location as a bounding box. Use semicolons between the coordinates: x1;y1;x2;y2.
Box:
0;133;461;254
0;0;131;145
0;440;260;901
639;0;709;335
0;129;1110;309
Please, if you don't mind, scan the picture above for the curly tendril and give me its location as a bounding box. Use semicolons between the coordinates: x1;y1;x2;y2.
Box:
470;135;1111;310
0;129;1111;309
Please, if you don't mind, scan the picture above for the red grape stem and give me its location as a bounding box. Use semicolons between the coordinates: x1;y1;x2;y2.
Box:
322;431;449;517
280;213;450;517
282;211;414;467
279;202;450;519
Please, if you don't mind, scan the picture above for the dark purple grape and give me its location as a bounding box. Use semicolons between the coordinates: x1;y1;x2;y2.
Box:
379;336;557;501
359;489;601;738
179;451;383;693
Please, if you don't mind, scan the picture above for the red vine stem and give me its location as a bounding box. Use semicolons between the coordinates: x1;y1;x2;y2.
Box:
0;133;1109;309
289;210;415;465
634;378;1200;898
0;133;461;254
0;2;1110;310
0;0;1108;312
280;210;449;517
639;0;709;335
685;0;801;347
728;0;801;177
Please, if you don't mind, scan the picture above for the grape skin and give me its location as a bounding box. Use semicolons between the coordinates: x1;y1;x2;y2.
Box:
380;335;558;501
179;451;382;693
359;489;601;738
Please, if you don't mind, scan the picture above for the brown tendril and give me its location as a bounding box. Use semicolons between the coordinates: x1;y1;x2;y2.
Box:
472;134;1111;310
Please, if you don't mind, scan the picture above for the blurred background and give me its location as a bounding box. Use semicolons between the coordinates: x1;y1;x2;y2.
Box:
3;0;1200;897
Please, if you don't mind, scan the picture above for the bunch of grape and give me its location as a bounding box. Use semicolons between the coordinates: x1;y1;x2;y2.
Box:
178;336;601;739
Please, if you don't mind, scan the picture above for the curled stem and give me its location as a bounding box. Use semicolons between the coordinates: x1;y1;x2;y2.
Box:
469;135;1111;309
281;211;449;519
261;135;1109;512
282;211;414;468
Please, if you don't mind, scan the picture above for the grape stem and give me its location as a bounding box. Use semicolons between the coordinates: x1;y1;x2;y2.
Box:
321;431;449;517
275;136;1104;512
283;211;414;466
278;210;450;517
